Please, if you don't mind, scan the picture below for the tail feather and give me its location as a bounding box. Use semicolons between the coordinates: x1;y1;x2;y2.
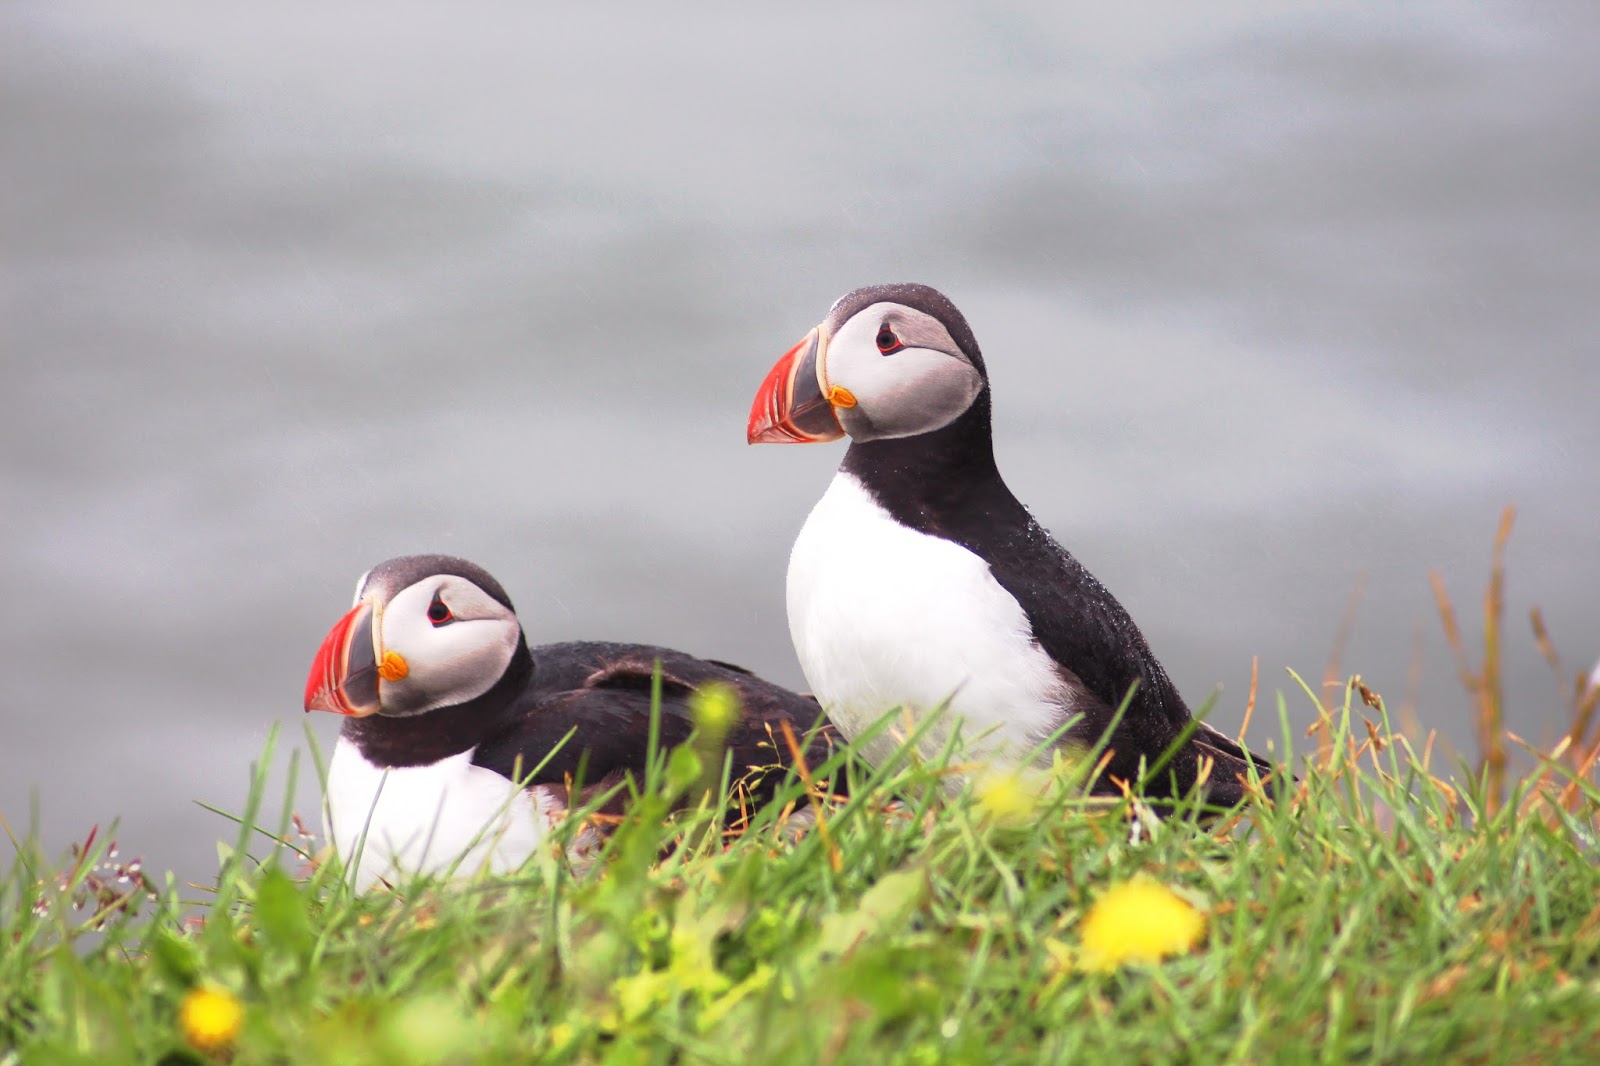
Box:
1190;721;1286;806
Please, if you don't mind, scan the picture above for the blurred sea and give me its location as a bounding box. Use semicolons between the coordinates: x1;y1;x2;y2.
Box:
3;1;1596;886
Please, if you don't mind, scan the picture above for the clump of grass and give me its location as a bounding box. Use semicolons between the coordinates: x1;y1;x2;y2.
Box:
1429;505;1517;812
1428;506;1600;821
6;682;1599;1063
4;527;1599;1063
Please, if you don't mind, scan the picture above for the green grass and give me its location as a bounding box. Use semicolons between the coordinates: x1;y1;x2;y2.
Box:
4;669;1600;1065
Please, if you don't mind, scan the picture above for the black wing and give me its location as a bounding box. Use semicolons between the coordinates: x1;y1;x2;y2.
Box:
850;456;1277;802
983;518;1278;802
470;642;840;805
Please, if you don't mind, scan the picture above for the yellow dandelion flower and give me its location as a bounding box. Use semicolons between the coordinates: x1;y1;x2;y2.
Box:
1079;878;1205;971
974;769;1038;824
612;970;672;1023
688;682;741;738
180;985;243;1051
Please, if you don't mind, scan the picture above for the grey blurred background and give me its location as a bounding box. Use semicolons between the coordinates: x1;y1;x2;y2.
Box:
3;1;1596;888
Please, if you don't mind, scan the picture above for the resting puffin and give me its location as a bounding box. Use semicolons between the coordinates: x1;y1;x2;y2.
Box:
303;554;837;889
747;283;1274;805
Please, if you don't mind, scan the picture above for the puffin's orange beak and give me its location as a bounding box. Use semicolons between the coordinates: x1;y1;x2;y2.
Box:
304;603;381;717
747;327;847;444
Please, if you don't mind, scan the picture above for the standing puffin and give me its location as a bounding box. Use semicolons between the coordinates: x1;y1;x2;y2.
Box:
304;554;837;889
747;283;1273;805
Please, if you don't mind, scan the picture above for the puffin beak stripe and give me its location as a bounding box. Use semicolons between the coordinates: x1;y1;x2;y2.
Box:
746;327;847;444
304;603;382;717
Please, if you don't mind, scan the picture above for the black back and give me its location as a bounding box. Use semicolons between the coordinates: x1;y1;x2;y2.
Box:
342;641;840;807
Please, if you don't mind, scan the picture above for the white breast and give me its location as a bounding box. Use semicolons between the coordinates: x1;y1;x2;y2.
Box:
324;737;559;891
786;472;1070;771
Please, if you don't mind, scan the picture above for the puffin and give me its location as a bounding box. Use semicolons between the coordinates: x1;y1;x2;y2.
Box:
303;554;838;890
746;283;1275;806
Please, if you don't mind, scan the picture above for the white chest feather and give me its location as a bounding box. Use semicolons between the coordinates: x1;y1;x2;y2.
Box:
324;737;559;891
786;473;1069;770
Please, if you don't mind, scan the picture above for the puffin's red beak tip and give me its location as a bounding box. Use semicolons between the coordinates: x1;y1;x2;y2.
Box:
746;329;846;445
304;604;375;717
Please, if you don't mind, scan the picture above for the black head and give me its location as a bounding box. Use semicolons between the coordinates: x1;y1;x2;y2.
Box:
748;282;991;446
354;554;517;615
822;282;988;380
305;554;526;720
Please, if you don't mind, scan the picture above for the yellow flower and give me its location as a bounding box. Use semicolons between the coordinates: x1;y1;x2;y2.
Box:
974;769;1038;824
611;969;673;1024
1079;878;1206;971
180;985;243;1051
688;682;741;738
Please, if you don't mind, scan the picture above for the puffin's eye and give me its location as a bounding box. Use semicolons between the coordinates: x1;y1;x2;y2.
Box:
876;325;904;354
427;593;454;626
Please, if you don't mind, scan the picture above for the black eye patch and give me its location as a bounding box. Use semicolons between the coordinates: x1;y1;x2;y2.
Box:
427;592;454;626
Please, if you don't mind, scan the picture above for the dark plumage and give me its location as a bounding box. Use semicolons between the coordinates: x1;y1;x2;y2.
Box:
343;638;839;806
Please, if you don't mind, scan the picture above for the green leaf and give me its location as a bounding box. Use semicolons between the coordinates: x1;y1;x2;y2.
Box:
664;745;704;798
149;931;201;989
817;867;929;957
253;866;314;964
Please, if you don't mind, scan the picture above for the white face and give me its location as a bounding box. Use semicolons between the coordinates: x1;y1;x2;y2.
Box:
824;301;985;442
372;574;521;717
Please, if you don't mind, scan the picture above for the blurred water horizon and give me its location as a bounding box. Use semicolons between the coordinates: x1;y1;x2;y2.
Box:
4;1;1597;887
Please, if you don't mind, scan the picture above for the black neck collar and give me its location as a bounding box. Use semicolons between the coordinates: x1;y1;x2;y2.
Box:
340;639;534;768
839;392;1015;536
